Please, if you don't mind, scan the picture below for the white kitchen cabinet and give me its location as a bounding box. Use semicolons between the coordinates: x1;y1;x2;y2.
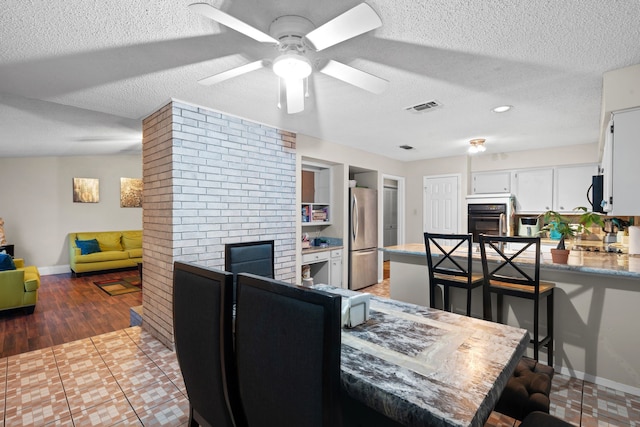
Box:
471;171;511;194
513;168;553;212
302;248;343;287
330;249;343;287
553;164;598;212
608;108;640;215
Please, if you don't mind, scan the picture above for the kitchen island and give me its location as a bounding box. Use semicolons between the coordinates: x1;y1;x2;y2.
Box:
381;243;640;395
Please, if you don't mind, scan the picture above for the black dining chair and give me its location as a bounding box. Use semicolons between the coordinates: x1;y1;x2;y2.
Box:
424;232;484;316
225;240;275;301
172;261;244;427
478;235;555;365
234;273;342;427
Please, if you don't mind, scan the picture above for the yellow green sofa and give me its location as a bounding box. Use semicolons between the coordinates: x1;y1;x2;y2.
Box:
69;230;142;276
0;258;41;314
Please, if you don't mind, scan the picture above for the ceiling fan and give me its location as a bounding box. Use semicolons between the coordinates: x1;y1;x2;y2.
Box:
189;2;389;114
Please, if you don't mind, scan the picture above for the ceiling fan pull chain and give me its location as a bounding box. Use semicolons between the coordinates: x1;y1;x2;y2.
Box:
277;78;282;109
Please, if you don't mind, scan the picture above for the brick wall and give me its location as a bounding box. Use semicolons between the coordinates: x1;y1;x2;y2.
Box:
141;100;296;347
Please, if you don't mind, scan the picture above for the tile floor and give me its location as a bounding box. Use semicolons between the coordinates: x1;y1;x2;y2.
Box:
1;325;639;426
0;327;189;427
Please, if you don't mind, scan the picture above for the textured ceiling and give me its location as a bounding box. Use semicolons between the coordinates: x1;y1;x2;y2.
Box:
1;0;639;160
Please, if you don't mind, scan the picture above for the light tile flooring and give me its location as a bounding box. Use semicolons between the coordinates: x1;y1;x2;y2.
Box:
0;327;189;427
1;325;639;426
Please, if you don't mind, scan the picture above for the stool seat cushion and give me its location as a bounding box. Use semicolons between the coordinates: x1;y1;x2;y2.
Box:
495;357;554;421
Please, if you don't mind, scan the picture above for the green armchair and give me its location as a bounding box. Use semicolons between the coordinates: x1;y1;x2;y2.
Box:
0;258;41;314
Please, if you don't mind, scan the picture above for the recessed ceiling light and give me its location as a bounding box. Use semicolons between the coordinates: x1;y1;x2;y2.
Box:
492;105;512;113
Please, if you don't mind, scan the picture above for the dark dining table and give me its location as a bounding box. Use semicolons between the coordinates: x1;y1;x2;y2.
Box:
314;284;529;427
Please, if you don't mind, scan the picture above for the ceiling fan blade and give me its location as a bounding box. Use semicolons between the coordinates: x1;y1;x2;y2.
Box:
189;3;278;44
285;79;305;114
198;60;265;86
319;60;388;94
305;3;382;52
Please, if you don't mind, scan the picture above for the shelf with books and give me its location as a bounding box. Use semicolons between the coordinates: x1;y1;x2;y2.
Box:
302;203;331;226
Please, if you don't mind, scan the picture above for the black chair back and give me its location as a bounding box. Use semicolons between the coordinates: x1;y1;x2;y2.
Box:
478;235;541;292
172;261;243;427
225;240;275;279
424;232;483;316
235;273;342;427
225;240;275;302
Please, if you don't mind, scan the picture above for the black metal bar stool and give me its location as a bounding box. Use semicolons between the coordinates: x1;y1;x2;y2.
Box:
424;232;484;316
479;234;554;365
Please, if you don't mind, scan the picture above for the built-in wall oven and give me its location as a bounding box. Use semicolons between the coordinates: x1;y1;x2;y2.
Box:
466;194;515;242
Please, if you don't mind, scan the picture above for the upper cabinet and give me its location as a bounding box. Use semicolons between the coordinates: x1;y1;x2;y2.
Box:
607;107;640;215
553;164;598;213
471;171;511;194
301;162;332;226
513;168;553;213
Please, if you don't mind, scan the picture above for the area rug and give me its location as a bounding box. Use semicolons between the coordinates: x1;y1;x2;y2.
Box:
94;276;141;296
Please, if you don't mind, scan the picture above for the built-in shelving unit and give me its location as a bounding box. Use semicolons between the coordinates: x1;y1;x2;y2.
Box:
301;162;332;226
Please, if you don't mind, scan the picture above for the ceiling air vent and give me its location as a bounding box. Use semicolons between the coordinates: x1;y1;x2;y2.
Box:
405;100;443;113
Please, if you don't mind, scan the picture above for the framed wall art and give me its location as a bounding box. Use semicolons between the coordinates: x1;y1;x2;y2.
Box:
73;178;100;203
120;177;143;208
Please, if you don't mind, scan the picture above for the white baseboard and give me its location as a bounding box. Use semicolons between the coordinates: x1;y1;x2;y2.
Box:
556;365;640;397
38;264;71;276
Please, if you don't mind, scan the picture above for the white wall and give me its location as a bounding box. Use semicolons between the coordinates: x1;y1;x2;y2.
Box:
0;155;142;273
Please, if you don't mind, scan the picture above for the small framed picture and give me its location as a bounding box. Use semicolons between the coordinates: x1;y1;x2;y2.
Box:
120;178;143;208
73;178;100;203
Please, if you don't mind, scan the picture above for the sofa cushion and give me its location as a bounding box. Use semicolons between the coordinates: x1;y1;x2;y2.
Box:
75;250;129;263
0;253;16;271
122;231;142;250
128;248;143;259
95;232;123;252
76;239;101;255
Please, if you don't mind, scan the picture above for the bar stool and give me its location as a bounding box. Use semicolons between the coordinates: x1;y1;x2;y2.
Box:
479;234;554;365
424;232;484;316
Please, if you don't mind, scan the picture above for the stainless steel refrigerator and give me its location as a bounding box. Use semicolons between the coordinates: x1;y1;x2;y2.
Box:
349;187;378;290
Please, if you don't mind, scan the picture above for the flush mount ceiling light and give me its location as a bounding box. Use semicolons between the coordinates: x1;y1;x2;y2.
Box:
468;138;486;154
492;105;513;113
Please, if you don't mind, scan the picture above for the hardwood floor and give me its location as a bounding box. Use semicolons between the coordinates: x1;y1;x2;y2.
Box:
0;269;141;358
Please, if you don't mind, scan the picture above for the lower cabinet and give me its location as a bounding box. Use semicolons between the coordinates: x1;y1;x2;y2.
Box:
302;248;343;287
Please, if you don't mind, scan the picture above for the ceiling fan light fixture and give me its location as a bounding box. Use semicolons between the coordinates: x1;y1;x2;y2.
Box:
272;53;312;80
468;138;486;154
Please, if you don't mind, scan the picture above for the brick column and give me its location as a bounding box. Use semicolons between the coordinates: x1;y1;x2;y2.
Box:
142;100;296;347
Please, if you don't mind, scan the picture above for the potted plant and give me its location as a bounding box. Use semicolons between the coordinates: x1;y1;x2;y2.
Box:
539;207;604;263
539;210;573;263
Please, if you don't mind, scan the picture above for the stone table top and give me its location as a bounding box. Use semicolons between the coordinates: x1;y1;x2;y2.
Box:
315;285;529;427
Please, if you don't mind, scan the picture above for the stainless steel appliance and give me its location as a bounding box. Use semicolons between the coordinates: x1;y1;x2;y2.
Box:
466;194;515;242
518;217;541;237
349;187;378;290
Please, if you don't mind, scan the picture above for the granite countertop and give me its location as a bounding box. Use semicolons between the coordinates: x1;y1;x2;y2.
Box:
381;243;640;279
315;284;528;427
301;244;343;254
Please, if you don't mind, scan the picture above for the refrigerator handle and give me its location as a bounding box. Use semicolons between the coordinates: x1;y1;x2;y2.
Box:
352;194;358;241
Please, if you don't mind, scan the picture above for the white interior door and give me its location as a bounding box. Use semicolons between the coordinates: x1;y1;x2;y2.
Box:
423;175;460;234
